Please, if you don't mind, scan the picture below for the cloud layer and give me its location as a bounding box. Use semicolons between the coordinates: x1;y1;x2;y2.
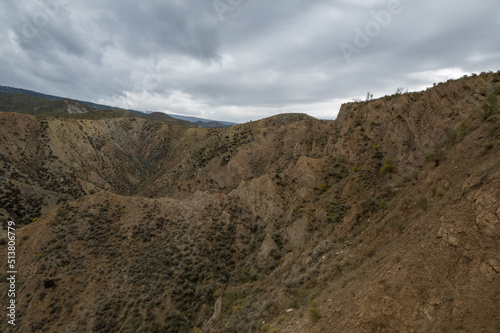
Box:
1;0;499;122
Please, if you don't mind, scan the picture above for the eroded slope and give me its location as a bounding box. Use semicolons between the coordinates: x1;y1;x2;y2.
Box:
0;72;499;332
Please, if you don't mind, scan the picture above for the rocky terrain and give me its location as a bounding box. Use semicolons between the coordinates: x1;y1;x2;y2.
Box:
0;72;499;332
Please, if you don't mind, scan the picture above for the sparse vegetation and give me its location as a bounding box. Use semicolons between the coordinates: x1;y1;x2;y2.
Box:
1;73;499;333
327;202;350;224
481;89;499;120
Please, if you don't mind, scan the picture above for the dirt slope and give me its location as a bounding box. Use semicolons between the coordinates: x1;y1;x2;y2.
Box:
0;72;499;332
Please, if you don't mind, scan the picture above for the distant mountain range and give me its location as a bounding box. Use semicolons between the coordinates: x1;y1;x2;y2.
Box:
167;114;236;127
0;85;237;128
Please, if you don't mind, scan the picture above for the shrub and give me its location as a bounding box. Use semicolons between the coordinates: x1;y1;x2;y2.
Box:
395;87;406;95
43;279;56;289
352;166;358;172
483;142;493;151
309;304;321;324
388;219;405;233
425;149;444;163
378;200;387;210
380;159;394;173
481;90;499;120
261;324;270;332
327;202;350;223
446;128;457;146
372;145;383;160
417;197;428;211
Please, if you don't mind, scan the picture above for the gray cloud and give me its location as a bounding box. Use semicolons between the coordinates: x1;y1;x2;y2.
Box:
1;0;499;123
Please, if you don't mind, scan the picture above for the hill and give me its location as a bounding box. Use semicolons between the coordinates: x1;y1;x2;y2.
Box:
0;72;499;332
0;85;236;128
168;114;236;128
143;112;196;127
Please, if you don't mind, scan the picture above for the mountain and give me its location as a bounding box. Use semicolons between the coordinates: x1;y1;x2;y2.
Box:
0;72;499;332
143;112;197;127
169;114;237;128
0;85;236;128
0;93;195;128
0;93;98;115
0;85;122;111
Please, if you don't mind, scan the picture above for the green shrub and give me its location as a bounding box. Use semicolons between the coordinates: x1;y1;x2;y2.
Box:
261;324;270;332
380;159;394;173
378;200;387;210
481;90;499;120
309;305;321;324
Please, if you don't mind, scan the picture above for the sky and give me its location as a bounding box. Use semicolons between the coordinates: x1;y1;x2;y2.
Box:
1;0;499;123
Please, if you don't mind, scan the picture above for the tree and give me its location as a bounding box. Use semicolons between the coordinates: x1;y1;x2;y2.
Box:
366;92;373;101
395;87;407;95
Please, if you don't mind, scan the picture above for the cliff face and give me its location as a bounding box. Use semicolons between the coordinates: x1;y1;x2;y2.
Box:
0;72;499;332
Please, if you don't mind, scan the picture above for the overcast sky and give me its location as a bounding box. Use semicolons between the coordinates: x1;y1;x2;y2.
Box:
1;0;499;123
